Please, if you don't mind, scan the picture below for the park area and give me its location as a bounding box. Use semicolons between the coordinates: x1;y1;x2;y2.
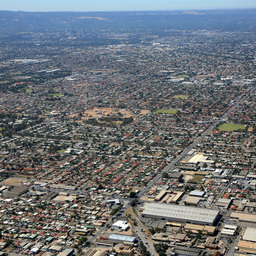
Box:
173;95;188;99
154;109;178;114
218;123;245;131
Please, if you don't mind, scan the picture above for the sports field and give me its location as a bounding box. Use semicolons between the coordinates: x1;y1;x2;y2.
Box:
173;95;188;99
154;109;177;114
218;123;245;131
47;93;64;97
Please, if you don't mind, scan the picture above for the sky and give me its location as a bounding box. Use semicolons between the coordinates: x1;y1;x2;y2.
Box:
1;0;256;12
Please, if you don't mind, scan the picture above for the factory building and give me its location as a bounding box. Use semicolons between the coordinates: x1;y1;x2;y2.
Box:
141;203;219;225
112;220;130;231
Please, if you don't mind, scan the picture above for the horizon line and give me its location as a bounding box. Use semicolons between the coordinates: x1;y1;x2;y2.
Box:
0;7;256;13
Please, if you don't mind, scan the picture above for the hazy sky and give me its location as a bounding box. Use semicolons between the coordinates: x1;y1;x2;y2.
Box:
1;0;256;12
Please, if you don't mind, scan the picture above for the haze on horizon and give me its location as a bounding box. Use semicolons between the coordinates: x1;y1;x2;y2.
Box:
1;0;256;12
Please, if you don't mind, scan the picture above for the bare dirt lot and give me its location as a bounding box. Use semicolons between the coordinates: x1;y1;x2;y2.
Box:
82;107;134;119
1;177;28;186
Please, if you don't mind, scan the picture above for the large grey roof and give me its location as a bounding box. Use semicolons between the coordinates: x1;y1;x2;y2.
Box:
189;190;205;197
142;203;219;225
108;234;136;242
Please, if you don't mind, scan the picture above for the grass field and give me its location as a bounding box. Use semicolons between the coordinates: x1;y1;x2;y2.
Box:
218;123;245;131
58;149;66;153
125;207;137;218
173;95;188;99
47;93;64;97
154;109;177;114
188;175;204;184
177;74;187;78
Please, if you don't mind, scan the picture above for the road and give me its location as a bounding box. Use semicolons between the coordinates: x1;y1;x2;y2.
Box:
132;207;158;254
133;222;157;255
227;234;240;256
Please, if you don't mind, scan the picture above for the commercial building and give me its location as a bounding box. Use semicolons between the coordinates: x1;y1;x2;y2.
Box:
243;228;256;242
220;224;237;236
185;196;201;206
188;154;214;164
205;237;219;249
216;198;232;210
237;240;256;254
112;220;129;231
154;190;183;203
106;199;121;205
108;234;137;243
173;246;203;256
152;233;186;242
81;248;106;256
141;203;219;225
230;212;256;223
155;190;169;201
7;186;28;197
184;223;216;235
189;190;205;197
57;249;74;256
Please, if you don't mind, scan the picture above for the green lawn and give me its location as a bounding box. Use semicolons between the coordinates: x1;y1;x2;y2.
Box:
154;109;177;114
173;95;188;99
58;149;66;153
218;123;245;131
47;93;64;97
177;75;188;78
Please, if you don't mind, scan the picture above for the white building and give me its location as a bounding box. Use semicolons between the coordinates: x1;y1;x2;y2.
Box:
112;220;129;231
141;203;219;225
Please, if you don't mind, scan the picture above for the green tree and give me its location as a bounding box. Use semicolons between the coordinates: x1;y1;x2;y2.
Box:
162;172;169;179
129;191;136;198
131;199;138;207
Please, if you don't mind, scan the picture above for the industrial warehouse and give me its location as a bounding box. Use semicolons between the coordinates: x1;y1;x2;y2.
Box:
141;203;220;225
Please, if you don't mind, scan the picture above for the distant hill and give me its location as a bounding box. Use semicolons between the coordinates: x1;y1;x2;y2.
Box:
0;9;256;34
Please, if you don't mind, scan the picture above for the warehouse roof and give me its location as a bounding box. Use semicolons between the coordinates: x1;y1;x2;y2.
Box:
230;212;256;223
7;186;28;197
185;196;201;205
189;190;205;197
108;234;136;242
188;154;214;164
142;203;219;225
237;240;256;252
243;228;256;242
184;223;217;234
112;220;129;231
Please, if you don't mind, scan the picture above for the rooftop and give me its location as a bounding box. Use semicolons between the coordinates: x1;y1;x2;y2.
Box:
142;203;219;225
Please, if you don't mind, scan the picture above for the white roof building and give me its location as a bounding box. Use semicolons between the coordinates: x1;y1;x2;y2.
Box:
243;228;256;242
112;220;129;231
108;234;136;243
142;203;219;225
189;190;205;197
